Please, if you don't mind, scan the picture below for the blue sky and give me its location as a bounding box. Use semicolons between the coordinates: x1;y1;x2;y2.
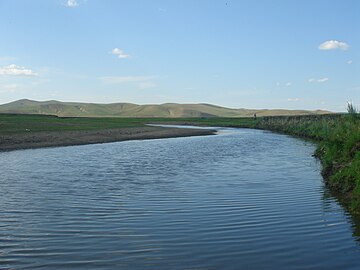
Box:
0;0;359;111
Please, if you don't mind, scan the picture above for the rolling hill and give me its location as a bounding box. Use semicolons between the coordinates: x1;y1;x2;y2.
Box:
0;99;331;117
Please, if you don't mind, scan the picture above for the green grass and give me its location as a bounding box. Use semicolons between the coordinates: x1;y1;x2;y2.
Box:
0;114;258;135
0;114;147;134
146;117;259;128
249;114;360;212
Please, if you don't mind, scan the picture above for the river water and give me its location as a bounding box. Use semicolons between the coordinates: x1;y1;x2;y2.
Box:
1;127;360;269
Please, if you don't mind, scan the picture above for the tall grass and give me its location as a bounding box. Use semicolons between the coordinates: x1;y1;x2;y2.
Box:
347;102;359;121
254;111;360;212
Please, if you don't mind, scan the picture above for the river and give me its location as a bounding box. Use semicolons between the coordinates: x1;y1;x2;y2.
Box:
1;127;360;269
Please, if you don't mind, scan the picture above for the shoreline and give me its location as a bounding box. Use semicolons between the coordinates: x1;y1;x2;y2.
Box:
0;126;216;152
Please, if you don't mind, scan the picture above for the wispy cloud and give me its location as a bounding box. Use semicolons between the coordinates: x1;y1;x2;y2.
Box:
0;83;18;93
100;76;156;84
287;98;300;102
317;78;329;83
111;48;130;59
347;60;353;64
138;81;157;90
158;7;167;12
276;82;292;87
308;77;329;83
0;56;17;63
65;0;78;7
318;40;349;50
99;76;157;89
0;64;38;76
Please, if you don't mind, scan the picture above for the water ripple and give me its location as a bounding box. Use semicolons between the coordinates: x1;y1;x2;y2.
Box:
1;128;360;269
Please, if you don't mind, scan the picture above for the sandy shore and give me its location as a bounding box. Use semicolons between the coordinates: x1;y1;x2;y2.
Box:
0;126;216;152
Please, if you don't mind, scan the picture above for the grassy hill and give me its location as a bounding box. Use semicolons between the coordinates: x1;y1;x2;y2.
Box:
0;99;331;117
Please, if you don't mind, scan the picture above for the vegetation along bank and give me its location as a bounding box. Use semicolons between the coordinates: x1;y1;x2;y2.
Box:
255;111;360;213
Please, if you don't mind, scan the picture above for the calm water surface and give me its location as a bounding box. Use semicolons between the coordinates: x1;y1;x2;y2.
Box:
1;128;360;269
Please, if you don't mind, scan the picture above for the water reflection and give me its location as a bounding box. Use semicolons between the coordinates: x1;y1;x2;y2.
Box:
321;186;360;241
1;128;360;269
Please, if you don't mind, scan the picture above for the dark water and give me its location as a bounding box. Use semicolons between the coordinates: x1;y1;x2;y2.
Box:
1;128;360;269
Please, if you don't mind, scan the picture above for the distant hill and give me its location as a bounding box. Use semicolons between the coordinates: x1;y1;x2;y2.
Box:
0;99;331;117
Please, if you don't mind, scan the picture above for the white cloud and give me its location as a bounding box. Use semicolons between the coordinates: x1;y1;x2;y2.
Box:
65;0;78;7
111;48;130;59
347;60;353;64
286;82;292;87
308;77;329;83
317;77;329;83
138;81;157;90
318;40;349;50
287;98;300;102
0;64;38;76
276;82;280;86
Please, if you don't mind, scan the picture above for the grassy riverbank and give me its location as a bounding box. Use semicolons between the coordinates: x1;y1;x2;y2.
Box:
254;113;360;212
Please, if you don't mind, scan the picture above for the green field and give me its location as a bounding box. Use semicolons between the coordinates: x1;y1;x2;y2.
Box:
0;114;148;134
0;113;259;135
0;99;330;118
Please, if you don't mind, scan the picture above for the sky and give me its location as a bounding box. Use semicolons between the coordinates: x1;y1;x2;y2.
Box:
0;0;359;111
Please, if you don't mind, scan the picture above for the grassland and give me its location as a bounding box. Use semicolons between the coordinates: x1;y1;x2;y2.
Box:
1;112;359;213
0;114;216;151
0;114;150;134
0;114;254;135
0;99;330;118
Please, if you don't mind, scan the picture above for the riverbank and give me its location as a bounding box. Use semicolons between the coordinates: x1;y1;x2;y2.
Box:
253;114;360;212
0;114;216;151
0;126;215;151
